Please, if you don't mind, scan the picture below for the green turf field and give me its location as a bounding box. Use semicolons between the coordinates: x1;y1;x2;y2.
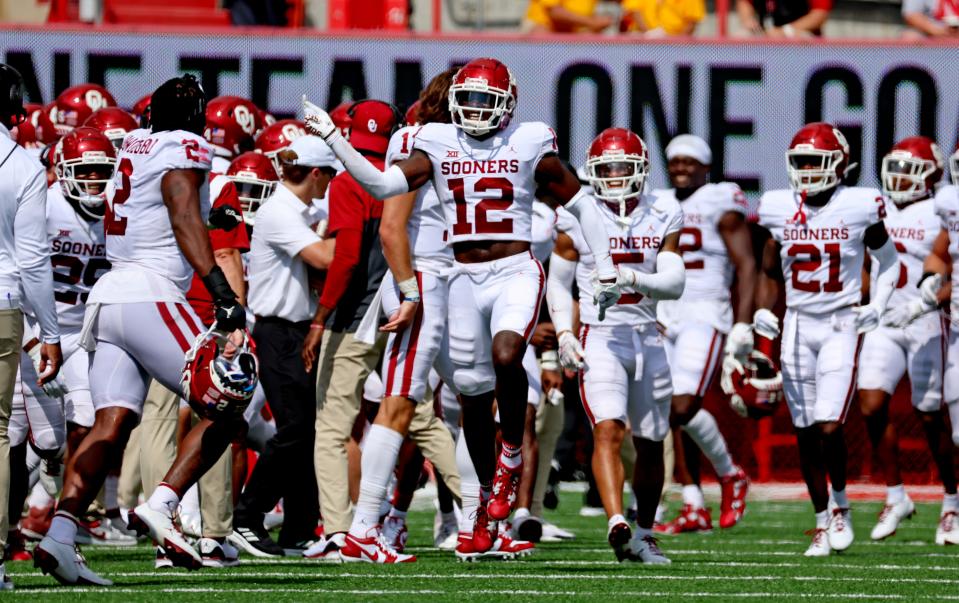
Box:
8;492;959;601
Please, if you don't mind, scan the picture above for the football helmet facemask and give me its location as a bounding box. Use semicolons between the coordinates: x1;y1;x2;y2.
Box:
181;327;258;421
586;127;649;225
226;151;278;226
448;58;517;137
54;126;117;220
721;350;784;419
786;122;853;195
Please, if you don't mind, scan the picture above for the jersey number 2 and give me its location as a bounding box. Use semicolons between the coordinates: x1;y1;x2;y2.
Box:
448;177;514;236
787;243;842;293
105;157;133;236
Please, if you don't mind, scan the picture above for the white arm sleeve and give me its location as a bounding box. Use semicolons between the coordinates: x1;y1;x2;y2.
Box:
327;135;410;199
563;188;615;281
15;169;59;343
546;253;577;334
869;236;899;314
628;251;686;301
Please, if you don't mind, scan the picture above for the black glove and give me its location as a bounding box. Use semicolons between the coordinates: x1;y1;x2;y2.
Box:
207;204;243;232
202;266;245;331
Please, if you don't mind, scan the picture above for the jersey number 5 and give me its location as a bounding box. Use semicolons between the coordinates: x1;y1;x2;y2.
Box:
448;177;514;236
105;157;133;236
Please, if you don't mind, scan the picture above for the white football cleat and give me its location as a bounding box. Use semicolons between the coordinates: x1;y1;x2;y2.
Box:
76;518;138;547
0;563;13;591
828;507;854;552
434;516;458;550
303;532;346;561
870;496;915;541
339;532;416;563
540;521;575;542
804;528;831;557
381;516;409;552
626;534;671;564
936;511;959;545
34;537;113;585
127;503;202;570
199;537;240;568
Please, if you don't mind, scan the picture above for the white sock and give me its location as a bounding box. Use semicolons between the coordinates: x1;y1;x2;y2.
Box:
831;488;849;509
683;409;735;478
180;484;200;521
350;424;404;538
498;441;522;470
943;493;959;513
886;484;905;505
28;483;53;508
387;508;407;521
815;510;829;529
949;402;959;447
607;513;626;531
654;503;666;524
633;526;652;539
103;475;120;512
456;431;480;534
47;512;78;544
147;483;180;515
682;484;705;509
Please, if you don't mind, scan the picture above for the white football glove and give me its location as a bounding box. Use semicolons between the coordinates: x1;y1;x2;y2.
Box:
27;343;67;399
919;272;943;307
852;304;882;334
558;330;585;370
724;322;754;358
882;298;935;328
592;278;622;322
752;308;781;340
302;95;339;142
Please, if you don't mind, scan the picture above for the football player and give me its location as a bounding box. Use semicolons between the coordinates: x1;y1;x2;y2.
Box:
752;122;899;556
83;107;139;151
303;58;621;546
49;84;116;138
35;75;248;585
225;151;279;226
652;134;753;534
548;128;685;564
203;95;260;174
857;136;954;544
255;119;307;177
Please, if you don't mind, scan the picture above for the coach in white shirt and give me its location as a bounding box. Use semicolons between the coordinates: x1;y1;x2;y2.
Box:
232;135;337;555
0;64;61;590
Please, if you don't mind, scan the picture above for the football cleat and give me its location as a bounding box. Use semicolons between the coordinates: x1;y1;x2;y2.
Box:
381;515;409;553
434;513;459;550
936;511;959;545
626;534;671;564
127;504;202;570
76;517;137;547
654;505;713;534
303;532;346;561
608;520;634;562
804;528;831;557
870;496;915;541
512;514;543;543
155;546;173;569
21;503;53;541
488;461;522;521
454;533;482;562
472;501;494;553
719;467;749;529
487;532;534;560
827;507;854;552
5;530;32;562
34;537;112;585
228;522;284;558
199;537;240;568
540;521;575;542
338;532;415;564
0;563;13;591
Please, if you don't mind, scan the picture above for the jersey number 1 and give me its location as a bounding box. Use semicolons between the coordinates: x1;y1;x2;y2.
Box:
788;243;842;293
448;177;514;236
105;157;133;236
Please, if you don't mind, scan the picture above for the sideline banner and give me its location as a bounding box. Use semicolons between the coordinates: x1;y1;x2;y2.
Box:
2;28;956;193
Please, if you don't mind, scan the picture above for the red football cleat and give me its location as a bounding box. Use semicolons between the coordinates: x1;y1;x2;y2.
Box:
489;532;534;559
5;530;32;562
719;467;749;529
488;461;522;521
338;532;415;564
654;504;713;534
472;502;494;553
20;504;53;541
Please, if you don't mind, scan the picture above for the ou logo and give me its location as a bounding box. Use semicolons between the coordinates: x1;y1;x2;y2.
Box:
282;123;304;141
234;105;256;135
367;119;377;133
85;90;108;111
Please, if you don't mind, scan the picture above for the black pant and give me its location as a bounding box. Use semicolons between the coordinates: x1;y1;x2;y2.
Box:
235;317;318;545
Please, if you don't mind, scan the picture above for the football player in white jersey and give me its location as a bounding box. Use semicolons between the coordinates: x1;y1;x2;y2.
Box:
303;57;621;553
548;128;685;564
857;136;955;544
36;75;249;585
652;134;753;534
753;122;900;557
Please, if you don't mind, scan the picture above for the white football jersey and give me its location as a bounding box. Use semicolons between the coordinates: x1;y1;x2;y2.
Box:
758;186;885;314
531;200;557;263
653;183;748;302
874;198;938;309
386;126;452;271
411;121;558;245
934;185;959;323
46;186;109;329
90;128;213;304
558;194;683;327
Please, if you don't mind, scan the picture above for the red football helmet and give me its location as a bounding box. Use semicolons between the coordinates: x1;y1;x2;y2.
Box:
181;327;259;421
204;96;260;158
13;103;57;149
786;122;852;195
226;151;278;225
83;107;139;150
405;100;421;126
721;350;784;419
448;58;517;137
53;126;117;220
132;93;152;127
256;106;276;134
881;136;944;205
329;101;353;139
586;127;649;221
254;119;306;176
51;84;117;137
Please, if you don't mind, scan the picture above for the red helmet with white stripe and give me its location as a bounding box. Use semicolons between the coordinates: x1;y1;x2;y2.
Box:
226;151;278;226
52;84;117;137
13;103;57;148
329;101;353;139
132;93;152;127
204;95;260;158
881;136;944;205
54;126;116;220
182;328;259;421
448;58;517;137
786;122;851;195
254;119;306;176
83;107;139;150
586;127;649;220
721;349;783;419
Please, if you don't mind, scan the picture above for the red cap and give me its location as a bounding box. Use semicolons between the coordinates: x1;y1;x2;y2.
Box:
348;100;398;154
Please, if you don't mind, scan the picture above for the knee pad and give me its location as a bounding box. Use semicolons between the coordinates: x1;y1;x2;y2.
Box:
29;425;67;456
452;367;494;397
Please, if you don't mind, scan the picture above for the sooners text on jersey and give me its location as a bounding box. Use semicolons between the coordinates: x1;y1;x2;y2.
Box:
934;185;959;323
877;197;938;308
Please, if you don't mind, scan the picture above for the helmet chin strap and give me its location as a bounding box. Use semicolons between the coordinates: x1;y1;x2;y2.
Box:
792;190;808;225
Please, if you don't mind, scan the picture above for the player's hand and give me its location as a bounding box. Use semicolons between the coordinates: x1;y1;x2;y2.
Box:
593;278;621;321
558;330;585;370
302;323;324;373
918;272;943;307
852;304;881;333
542;368;563;399
207;204;243;232
530;323;557;350
213;298;246;332
719;353;743;397
380;300;418;333
724;322;754;358
883;299;934;328
27;340;65;397
302;95;339;143
752;308;781;339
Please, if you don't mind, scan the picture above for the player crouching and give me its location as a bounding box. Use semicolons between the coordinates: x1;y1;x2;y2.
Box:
547;128;685;564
